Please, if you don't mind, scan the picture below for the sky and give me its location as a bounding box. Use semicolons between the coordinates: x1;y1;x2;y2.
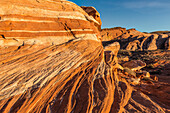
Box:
68;0;170;32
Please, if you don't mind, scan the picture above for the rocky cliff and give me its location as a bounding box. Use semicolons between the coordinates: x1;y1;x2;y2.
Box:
101;27;170;51
0;0;168;113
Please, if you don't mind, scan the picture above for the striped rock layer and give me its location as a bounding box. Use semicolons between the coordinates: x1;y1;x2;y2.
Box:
0;0;166;113
0;0;101;47
81;6;102;31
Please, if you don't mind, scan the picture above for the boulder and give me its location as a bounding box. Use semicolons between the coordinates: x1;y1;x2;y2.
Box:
124;67;136;77
122;60;146;71
127;78;140;85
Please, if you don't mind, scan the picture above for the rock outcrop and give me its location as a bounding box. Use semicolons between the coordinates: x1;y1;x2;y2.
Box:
101;27;170;51
125;40;141;51
0;0;168;113
122;60;146;71
0;0;103;112
104;42;120;56
81;6;102;31
101;27;127;41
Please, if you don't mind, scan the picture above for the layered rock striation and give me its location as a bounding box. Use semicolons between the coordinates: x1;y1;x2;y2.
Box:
0;0;102;47
0;0;103;112
0;0;168;113
81;6;102;31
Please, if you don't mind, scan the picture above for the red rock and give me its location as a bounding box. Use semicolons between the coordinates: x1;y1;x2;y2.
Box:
0;0;168;113
101;27;127;41
122;60;146;71
159;34;169;38
121;32;131;39
104;42;120;56
125;90;165;113
144;35;158;50
81;6;102;31
0;0;103;112
101;27;169;51
0;0;101;47
126;40;141;51
127;28;145;37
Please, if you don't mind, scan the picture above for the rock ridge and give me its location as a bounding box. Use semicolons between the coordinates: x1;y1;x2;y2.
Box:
101;27;170;51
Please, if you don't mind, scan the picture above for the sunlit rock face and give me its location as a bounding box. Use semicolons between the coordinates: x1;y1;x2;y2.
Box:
0;0;167;113
0;0;102;47
0;0;103;112
81;6;102;31
101;27;170;51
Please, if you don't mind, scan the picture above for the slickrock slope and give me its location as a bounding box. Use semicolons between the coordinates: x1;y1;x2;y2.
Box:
101;27;170;51
0;0;103;112
0;0;167;113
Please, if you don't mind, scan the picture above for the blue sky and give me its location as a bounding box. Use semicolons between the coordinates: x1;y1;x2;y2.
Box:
68;0;170;32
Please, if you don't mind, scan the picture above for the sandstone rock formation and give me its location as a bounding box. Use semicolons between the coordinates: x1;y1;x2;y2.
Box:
122;60;146;71
0;0;103;112
81;6;102;31
165;37;170;50
146;35;158;50
125;40;141;51
101;27;170;51
101;27;127;41
0;0;168;113
104;42;120;56
118;46;170;113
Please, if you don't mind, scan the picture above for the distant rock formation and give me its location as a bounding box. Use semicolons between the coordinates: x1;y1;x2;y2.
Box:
101;27;127;40
0;0;167;113
101;27;170;51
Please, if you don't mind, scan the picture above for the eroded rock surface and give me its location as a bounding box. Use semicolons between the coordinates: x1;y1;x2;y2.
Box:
0;0;168;113
122;60;146;71
0;0;103;112
101;27;170;51
81;6;102;31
